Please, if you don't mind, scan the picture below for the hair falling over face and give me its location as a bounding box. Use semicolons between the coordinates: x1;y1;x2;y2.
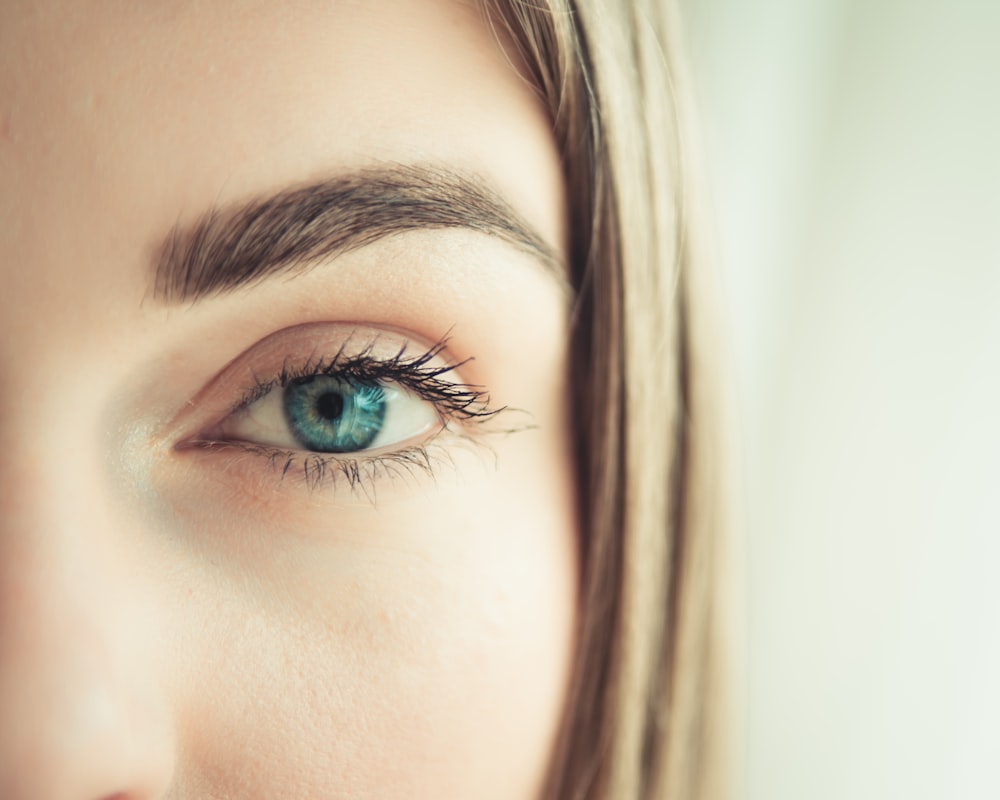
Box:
484;2;738;799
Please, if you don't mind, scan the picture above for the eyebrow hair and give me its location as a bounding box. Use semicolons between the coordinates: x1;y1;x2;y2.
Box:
151;163;564;303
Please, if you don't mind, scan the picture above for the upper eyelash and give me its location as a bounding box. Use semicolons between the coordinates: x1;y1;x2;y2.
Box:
231;335;504;425
188;333;535;497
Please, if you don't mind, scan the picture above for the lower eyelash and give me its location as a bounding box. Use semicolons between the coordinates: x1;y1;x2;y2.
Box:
194;427;486;500
189;408;537;504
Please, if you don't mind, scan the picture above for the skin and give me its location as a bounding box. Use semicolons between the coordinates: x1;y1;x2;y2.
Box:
0;2;577;798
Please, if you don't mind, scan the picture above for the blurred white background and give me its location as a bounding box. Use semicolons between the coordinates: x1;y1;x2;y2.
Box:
679;0;1000;797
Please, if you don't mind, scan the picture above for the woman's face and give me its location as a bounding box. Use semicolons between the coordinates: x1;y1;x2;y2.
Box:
0;1;578;797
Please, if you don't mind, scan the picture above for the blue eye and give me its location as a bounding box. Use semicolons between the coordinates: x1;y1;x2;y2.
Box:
283;376;386;453
214;370;439;455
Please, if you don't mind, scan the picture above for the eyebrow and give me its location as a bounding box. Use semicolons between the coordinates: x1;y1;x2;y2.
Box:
151;163;564;303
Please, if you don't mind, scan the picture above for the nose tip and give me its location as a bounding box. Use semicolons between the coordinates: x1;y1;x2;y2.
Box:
0;509;176;800
0;661;175;800
0;606;177;800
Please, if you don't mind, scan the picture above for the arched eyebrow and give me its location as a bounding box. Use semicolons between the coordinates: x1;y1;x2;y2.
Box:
151;163;564;304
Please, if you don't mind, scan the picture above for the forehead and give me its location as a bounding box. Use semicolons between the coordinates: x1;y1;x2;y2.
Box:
0;0;543;165
0;0;561;334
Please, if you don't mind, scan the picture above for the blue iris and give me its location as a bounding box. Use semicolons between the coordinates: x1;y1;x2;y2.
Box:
282;376;387;452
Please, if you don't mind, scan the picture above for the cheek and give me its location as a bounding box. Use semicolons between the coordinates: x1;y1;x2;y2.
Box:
167;446;578;799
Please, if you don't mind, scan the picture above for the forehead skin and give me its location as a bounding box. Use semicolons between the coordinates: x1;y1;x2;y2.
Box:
0;0;564;339
0;2;576;799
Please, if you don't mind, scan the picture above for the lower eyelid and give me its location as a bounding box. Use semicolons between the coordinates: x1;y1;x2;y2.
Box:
182;429;455;496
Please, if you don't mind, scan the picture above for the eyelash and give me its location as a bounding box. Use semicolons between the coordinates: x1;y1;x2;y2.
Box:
193;336;506;495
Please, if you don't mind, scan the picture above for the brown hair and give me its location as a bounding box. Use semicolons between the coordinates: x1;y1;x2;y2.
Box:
484;2;738;798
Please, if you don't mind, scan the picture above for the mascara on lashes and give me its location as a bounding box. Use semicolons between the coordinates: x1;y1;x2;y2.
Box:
185;335;506;493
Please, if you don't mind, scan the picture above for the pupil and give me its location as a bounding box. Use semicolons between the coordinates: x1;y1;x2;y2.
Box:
315;392;344;420
282;377;386;453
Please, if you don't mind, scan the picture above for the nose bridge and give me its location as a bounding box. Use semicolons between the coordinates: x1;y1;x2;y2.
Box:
0;447;176;799
0;457;131;678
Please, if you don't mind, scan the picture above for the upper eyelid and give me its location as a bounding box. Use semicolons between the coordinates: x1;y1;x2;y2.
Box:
231;343;496;421
168;323;498;447
167;324;440;426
